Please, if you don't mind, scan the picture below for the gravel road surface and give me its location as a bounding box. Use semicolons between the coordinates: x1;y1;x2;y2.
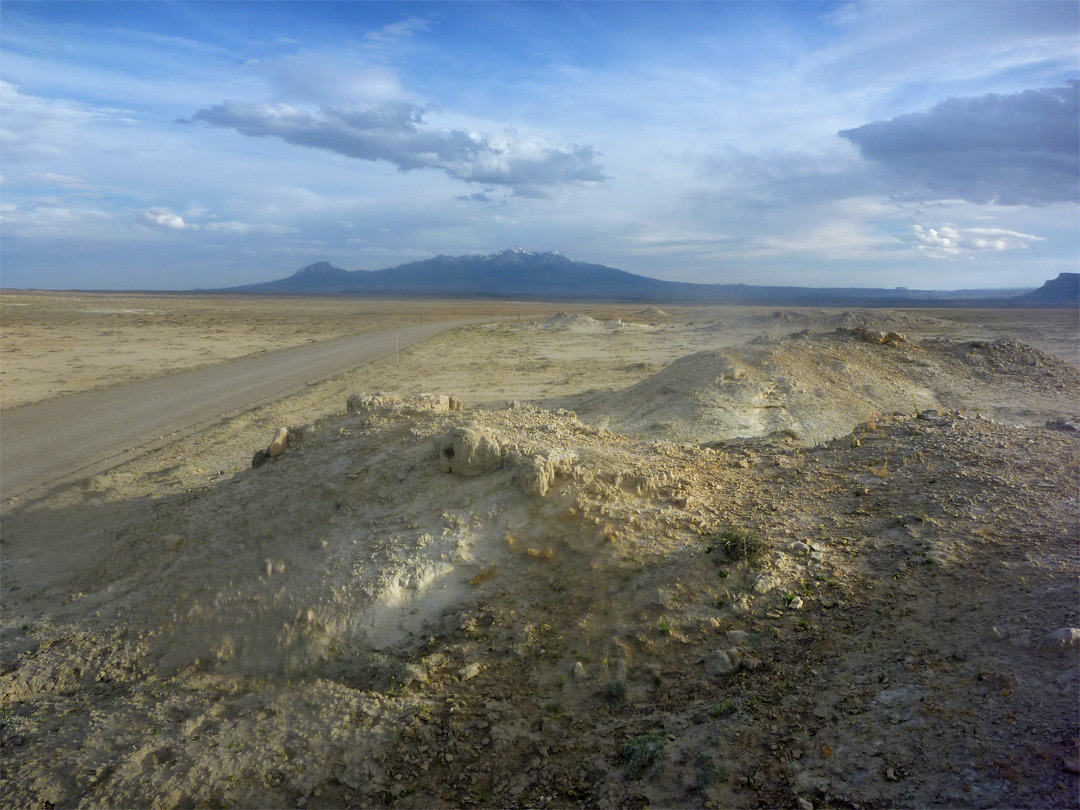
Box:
0;320;470;501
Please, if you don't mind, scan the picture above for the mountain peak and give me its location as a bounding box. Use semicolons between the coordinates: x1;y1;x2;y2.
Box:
491;247;565;260
295;261;348;277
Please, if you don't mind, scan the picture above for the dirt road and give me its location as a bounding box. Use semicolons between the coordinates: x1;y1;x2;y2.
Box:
0;319;470;501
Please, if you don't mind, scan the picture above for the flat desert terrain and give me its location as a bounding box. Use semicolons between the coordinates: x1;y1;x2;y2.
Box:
1;292;1078;809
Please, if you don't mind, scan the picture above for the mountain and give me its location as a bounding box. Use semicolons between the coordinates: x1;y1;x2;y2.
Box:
218;248;1046;307
225;249;689;299
1009;272;1079;308
267;261;356;293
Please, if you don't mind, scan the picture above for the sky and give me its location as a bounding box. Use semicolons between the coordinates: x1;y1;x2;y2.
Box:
1;1;1077;291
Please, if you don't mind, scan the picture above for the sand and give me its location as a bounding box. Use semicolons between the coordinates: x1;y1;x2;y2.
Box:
1;293;1077;809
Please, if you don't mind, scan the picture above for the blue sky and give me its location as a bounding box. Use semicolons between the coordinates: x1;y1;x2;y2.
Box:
1;1;1077;290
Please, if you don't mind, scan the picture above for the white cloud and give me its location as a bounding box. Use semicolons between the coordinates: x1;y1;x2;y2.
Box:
0;200;115;237
25;172;89;189
819;1;1079;93
191;100;605;195
365;17;431;43
203;220;296;235
138;207;296;235
910;224;1044;258
142;207;189;229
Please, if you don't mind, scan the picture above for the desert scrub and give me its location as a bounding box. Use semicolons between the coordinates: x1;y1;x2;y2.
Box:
606;679;628;705
712;699;736;717
708;526;764;562
696;754;729;790
620;733;666;776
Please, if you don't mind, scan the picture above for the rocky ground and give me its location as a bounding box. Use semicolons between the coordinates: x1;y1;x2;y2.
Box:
1;305;1077;809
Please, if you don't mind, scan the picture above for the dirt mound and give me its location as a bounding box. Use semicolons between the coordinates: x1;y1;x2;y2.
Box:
3;391;1077;809
562;332;1079;444
634;306;671;319
753;308;955;331
540;312;606;332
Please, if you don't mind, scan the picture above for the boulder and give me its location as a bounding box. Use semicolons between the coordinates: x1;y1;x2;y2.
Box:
287;424;316;444
704;650;737;676
507;452;556;496
435;426;504;476
267;427;290;458
349;392;464;414
856;327;887;345
346;392;403;413
1035;627;1080;655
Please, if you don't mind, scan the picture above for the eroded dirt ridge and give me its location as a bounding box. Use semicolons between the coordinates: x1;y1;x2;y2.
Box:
1;326;1077;809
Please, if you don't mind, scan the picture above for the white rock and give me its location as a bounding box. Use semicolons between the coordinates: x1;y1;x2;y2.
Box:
459;663;482;680
434;426;504;476
267;427;290;457
732;595;753;613
726;629;750;645
507;452;555;496
752;573;781;594
287;424;316;444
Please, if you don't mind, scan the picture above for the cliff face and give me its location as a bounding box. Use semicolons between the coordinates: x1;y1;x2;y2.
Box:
1011;272;1080;307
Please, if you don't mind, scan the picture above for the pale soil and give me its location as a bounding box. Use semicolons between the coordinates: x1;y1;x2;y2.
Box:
1;297;1078;809
0;293;578;411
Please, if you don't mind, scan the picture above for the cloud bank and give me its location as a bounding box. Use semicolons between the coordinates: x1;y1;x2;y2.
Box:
191;100;604;196
141;207;293;235
909;225;1044;259
840;83;1079;205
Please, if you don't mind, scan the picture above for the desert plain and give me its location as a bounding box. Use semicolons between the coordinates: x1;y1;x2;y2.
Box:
1;291;1078;809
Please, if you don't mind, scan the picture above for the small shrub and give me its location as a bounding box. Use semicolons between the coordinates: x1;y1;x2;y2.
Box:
606;679;628;705
695;754;730;790
712;699;736;717
711;527;764;562
620;733;666;776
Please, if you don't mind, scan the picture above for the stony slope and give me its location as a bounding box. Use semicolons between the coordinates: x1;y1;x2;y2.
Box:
560;330;1079;445
2;383;1077;809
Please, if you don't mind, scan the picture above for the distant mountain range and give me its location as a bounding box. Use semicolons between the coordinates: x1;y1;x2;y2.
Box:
217;248;1078;308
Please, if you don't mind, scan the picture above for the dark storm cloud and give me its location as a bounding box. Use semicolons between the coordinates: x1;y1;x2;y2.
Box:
839;83;1079;205
192;100;604;195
